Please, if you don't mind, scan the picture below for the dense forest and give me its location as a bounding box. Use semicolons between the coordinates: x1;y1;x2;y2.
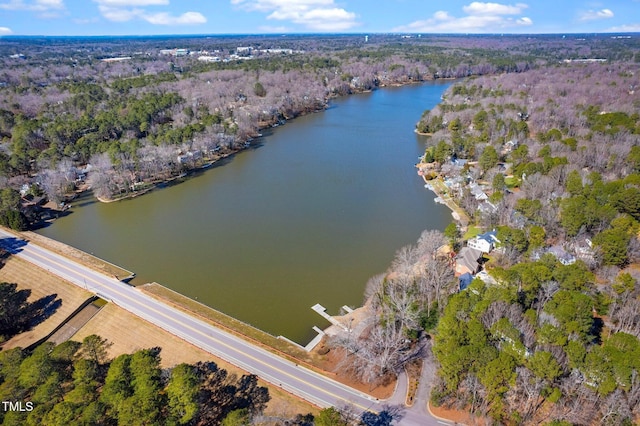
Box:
0;34;639;227
0;333;272;426
414;61;639;424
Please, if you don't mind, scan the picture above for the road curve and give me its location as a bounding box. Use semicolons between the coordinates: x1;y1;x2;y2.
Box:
0;229;447;425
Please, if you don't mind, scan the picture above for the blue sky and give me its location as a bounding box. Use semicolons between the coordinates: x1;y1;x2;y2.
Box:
0;0;639;36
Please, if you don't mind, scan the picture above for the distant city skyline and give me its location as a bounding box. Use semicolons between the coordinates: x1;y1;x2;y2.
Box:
1;0;639;37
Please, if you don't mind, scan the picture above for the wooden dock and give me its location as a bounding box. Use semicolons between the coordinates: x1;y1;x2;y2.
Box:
311;303;348;331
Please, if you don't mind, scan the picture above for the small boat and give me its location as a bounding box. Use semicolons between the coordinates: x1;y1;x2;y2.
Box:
434;197;445;204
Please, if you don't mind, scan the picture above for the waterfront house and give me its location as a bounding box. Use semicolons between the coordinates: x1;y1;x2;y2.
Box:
467;230;500;253
455;247;483;276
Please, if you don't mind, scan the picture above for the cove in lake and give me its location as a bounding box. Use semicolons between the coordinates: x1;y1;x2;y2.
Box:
38;81;452;344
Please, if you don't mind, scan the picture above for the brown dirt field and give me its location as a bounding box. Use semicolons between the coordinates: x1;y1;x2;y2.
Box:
72;303;230;368
72;303;318;418
0;256;93;350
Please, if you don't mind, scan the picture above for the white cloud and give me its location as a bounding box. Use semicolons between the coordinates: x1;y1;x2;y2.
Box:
97;5;142;22
232;0;358;31
231;0;333;10
462;2;527;15
579;8;614;22
96;0;167;5
393;1;532;33
516;16;532;26
0;26;13;34
93;0;206;25
0;0;63;11
143;11;206;25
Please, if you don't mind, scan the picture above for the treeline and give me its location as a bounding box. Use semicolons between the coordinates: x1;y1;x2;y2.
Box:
415;60;640;423
0;335;270;426
2;34;637;207
0;188;27;230
433;263;640;424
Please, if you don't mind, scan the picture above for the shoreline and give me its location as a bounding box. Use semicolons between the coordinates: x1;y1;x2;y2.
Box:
79;80;441;204
94;150;240;203
416;162;470;229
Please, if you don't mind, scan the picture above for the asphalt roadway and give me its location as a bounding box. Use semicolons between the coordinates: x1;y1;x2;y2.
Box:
0;229;452;426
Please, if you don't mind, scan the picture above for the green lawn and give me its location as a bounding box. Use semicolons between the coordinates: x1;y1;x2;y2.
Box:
463;225;482;240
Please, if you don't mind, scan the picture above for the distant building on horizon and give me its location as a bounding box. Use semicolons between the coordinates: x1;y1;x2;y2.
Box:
101;56;132;63
160;48;188;57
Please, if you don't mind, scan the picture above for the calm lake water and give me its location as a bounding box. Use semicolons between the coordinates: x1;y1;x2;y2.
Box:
38;82;452;344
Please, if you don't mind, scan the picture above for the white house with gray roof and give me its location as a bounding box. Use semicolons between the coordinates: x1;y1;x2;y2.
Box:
467;229;500;253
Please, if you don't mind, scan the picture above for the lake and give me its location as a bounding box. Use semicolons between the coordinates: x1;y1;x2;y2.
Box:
37;81;452;344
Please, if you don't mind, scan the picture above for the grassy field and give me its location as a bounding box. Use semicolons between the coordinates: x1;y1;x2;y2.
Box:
463;225;482;240
0;255;93;350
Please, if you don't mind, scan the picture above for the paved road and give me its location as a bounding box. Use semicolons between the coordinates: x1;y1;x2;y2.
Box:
0;229;451;425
